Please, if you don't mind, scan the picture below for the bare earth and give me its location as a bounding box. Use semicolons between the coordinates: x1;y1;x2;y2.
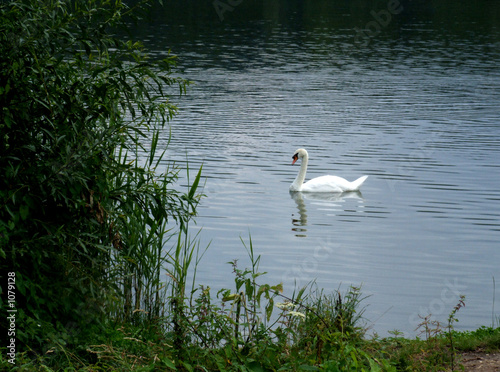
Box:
461;351;500;371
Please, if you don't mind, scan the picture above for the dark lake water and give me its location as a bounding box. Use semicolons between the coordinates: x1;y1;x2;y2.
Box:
134;0;500;336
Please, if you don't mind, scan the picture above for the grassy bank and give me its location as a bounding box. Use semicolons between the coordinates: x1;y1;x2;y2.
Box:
4;237;500;371
2;246;499;371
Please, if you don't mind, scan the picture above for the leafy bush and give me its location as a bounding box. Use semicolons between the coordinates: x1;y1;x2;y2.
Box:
0;0;200;354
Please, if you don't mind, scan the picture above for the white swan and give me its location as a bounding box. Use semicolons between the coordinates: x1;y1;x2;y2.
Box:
289;148;368;193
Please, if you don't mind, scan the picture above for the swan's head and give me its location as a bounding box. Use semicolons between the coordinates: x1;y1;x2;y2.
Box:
292;148;308;165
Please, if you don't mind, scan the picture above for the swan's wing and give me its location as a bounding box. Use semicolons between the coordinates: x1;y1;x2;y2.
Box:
301;175;346;193
302;175;367;192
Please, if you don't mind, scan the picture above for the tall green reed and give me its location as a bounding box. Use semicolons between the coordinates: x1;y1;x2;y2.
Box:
109;128;203;323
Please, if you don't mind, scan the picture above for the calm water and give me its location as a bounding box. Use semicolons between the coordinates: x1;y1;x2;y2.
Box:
136;1;500;336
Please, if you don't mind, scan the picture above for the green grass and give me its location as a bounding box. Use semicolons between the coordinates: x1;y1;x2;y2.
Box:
3;310;499;371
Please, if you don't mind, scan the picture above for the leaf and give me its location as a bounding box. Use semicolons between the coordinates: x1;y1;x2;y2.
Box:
19;205;29;220
222;293;239;302
298;366;320;371
181;361;193;372
246;361;267;372
161;358;176;369
265;299;274;322
188;165;203;201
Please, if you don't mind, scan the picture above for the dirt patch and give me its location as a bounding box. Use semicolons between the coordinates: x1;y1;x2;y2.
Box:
461;351;500;371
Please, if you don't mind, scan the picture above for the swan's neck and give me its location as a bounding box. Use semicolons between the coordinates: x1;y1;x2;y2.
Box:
291;155;308;191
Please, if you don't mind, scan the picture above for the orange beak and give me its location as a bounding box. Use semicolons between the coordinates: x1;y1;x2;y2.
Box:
292;154;298;165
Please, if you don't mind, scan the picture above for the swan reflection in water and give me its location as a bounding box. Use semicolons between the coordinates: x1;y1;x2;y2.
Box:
290;191;364;237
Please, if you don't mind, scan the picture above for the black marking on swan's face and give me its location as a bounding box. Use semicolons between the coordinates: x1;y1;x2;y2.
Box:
292;153;299;164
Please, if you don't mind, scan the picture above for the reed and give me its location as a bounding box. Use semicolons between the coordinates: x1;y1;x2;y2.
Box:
108;129;203;325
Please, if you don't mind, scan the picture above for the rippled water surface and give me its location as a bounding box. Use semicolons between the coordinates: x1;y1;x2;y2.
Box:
138;1;500;336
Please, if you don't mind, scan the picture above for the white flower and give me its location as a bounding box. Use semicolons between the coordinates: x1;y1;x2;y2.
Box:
288;311;306;318
276;302;296;310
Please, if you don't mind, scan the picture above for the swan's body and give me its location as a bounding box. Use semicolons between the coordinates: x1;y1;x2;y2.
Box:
289;148;368;193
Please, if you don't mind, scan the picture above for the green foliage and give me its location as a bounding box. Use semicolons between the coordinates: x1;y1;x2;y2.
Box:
378;297;479;372
220;236;284;347
0;0;197;353
450;326;500;352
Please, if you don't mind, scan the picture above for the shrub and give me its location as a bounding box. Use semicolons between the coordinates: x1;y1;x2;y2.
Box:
0;0;199;354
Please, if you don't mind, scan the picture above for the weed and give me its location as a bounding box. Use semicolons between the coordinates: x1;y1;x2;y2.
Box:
447;295;466;370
